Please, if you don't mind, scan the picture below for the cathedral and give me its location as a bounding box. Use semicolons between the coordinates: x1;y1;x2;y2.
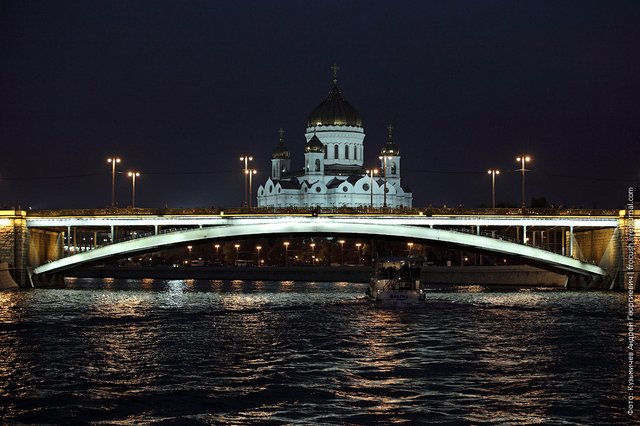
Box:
257;66;412;209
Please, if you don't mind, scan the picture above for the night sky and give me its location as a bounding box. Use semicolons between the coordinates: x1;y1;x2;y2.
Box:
1;0;638;210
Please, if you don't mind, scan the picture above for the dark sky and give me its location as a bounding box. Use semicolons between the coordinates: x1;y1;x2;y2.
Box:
1;0;638;210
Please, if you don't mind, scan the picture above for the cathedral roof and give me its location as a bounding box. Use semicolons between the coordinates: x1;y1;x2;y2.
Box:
307;65;363;128
304;134;325;153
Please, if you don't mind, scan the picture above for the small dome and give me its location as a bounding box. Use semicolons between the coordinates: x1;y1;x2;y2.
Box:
380;124;400;156
305;134;325;153
307;68;363;128
272;128;291;159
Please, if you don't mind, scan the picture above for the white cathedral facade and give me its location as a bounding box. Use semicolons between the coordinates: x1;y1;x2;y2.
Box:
257;67;412;209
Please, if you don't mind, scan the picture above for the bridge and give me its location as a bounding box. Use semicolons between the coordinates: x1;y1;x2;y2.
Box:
1;207;636;288
0;207;630;289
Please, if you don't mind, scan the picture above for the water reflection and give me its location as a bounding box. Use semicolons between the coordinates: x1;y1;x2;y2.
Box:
0;280;629;424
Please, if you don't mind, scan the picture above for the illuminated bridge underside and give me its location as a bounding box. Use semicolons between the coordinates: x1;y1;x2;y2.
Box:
33;219;606;277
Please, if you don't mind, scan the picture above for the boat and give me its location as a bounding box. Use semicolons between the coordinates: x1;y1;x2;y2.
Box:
365;257;426;304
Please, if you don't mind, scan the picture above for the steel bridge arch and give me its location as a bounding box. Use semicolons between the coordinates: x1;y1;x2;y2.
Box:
33;219;607;278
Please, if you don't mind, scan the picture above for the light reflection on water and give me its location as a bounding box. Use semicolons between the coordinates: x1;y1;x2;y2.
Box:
0;279;633;424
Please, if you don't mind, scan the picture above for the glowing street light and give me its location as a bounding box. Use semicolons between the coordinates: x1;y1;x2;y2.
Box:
107;157;121;207
284;241;290;266
487;169;500;208
378;156;392;208
127;171;140;208
407;242;414;256
256;245;262;267
240;155;253;207
234;243;240;262
187;245;193;263
214;244;220;260
355;242;362;265
310;242;316;263
365;168;379;209
339;239;345;265
245;168;257;208
516;154;531;208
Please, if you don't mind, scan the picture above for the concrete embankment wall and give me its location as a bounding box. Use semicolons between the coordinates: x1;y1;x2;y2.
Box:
69;265;373;282
69;264;568;287
421;265;568;287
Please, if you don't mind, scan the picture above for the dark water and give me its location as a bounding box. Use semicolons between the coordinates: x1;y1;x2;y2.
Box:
0;278;634;424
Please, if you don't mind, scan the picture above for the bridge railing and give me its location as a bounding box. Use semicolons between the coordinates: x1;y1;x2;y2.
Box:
29;206;621;218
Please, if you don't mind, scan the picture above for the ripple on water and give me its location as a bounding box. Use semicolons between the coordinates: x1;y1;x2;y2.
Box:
0;280;633;424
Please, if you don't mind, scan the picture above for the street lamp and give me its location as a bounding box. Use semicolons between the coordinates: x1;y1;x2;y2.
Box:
127;171;140;208
407;242;414;256
365;168;378;209
339;239;345;265
240;155;253;207
256;245;262;267
310;242;315;264
214;244;220;261
284;241;290;266
515;154;531;208
355;243;362;265
187;245;193;263
487;169;500;208
234;244;240;262
245;168;257;208
107;157;121;207
378;156;392;208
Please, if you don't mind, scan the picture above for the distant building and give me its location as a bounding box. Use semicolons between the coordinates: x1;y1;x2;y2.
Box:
257;66;412;209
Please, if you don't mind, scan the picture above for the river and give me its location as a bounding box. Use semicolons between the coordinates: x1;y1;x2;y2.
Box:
0;279;634;424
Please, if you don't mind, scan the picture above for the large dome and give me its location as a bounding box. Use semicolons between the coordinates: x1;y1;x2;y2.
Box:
307;83;363;128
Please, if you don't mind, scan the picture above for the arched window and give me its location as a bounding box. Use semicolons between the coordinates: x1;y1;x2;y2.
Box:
354;146;358;160
391;162;397;175
345;145;349;159
334;145;339;159
324;145;327;159
315;159;321;172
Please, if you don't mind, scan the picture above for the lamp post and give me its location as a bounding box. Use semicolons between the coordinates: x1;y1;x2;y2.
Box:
127;171;140;208
355;243;362;265
187;245;193;264
256;245;262;267
515;154;531;208
365;168;378;209
245;169;257;208
378;156;391;208
310;242;315;264
234;244;240;262
214;244;220;261
239;155;253;207
107;157;121;207
407;242;414;256
284;241;290;266
487;169;500;208
339;239;345;265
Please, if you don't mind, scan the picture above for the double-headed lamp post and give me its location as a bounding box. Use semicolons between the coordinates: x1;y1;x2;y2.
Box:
127;171;140;208
487;169;500;208
107;157;121;207
515;154;531;208
256;245;262;267
245;169;257;208
239;155;253;207
407;242;414;256
214;244;220;260
365;168;379;209
378;156;391;208
339;239;345;265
